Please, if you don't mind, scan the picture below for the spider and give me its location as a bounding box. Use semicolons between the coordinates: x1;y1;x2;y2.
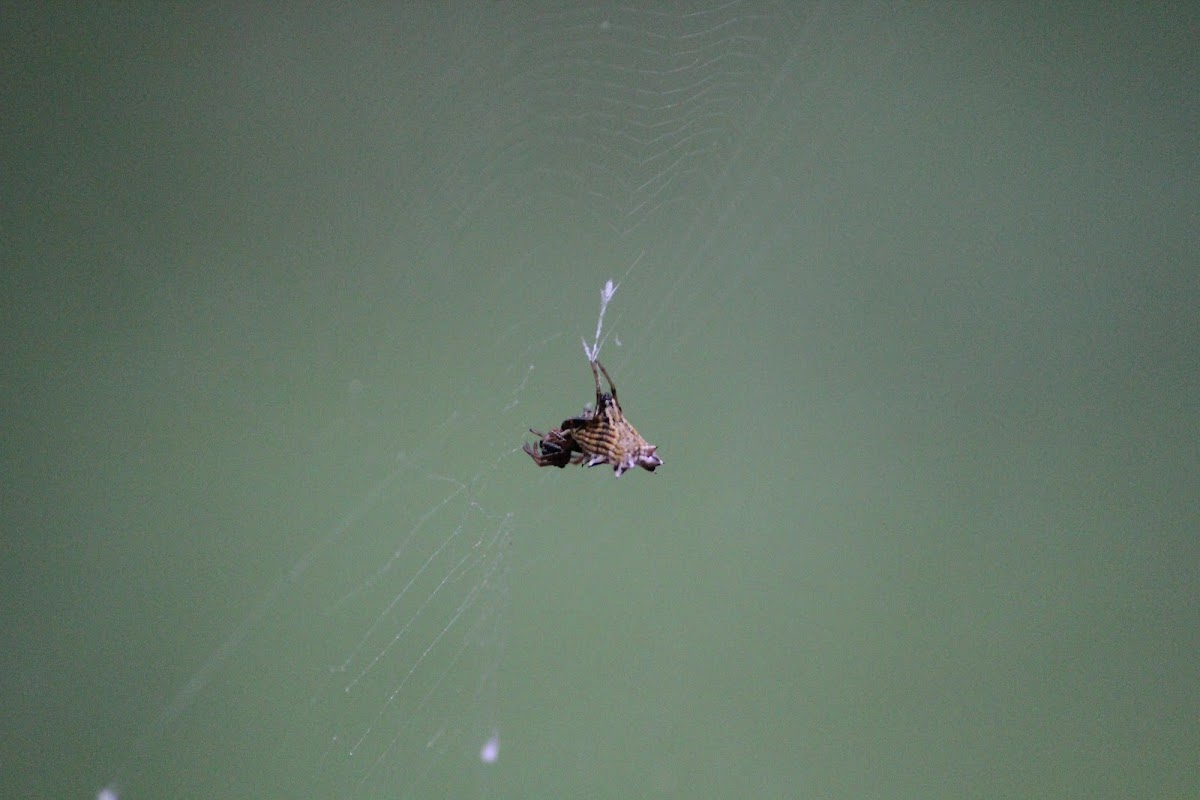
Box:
523;359;662;477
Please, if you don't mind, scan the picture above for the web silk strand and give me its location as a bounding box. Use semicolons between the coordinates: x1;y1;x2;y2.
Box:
583;279;618;362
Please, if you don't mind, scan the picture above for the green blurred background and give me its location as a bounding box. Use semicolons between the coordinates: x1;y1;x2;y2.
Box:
3;4;1196;798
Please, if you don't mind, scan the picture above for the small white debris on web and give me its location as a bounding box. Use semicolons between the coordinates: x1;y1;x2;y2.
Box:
582;279;618;362
480;732;500;764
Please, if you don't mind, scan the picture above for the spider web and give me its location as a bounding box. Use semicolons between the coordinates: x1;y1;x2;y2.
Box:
77;2;886;798
7;2;1191;799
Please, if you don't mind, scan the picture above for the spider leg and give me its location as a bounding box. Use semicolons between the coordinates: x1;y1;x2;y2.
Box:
523;428;560;466
590;359;603;410
594;359;620;410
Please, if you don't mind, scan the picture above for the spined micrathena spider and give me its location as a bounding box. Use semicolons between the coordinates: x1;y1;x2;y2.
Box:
523;359;662;477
